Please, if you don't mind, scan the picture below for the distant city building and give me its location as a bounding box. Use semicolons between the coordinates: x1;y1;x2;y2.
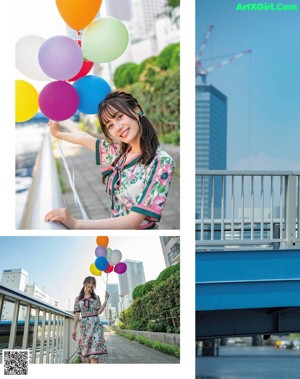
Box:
159;237;180;266
105;0;133;21
195;84;227;219
118;260;145;309
1;269;58;321
106;283;120;317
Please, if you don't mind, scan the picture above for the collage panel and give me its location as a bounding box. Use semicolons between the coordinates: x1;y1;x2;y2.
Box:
15;0;180;231
0;235;180;366
196;1;300;378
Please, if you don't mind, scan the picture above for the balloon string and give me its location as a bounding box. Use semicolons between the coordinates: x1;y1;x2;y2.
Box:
58;140;89;220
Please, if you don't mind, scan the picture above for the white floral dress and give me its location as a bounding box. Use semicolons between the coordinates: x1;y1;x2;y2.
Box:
96;139;175;229
73;295;107;361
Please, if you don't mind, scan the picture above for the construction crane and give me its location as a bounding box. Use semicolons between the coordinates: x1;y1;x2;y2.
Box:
196;25;251;84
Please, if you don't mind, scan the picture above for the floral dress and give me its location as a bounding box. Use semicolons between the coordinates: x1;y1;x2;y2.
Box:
73;295;107;362
96;139;175;229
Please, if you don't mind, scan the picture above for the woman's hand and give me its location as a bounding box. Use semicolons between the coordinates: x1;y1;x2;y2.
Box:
44;208;78;229
72;330;77;341
105;291;110;301
48;120;62;138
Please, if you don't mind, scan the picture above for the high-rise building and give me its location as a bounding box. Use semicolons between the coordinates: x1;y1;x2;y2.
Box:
105;0;133;21
159;237;180;266
195;84;227;219
106;283;120;316
118;260;146;308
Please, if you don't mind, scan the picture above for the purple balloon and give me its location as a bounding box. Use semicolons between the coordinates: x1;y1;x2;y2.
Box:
95;256;109;271
95;246;107;258
38;36;83;80
39;81;79;121
114;262;127;275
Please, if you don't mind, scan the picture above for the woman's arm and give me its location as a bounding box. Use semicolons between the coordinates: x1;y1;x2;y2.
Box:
97;292;110;315
72;312;80;340
48;120;97;152
44;209;146;229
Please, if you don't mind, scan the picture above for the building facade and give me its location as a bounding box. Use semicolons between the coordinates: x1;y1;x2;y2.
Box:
159;237;180;266
118;260;146;309
195;84;227;219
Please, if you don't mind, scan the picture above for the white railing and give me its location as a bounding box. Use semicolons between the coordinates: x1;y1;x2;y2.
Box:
19;130;67;230
196;171;300;249
0;284;77;363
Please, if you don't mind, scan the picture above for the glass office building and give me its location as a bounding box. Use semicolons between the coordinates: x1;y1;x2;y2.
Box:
195;84;227;219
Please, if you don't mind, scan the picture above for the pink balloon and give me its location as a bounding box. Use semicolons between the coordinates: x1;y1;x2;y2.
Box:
114;262;127;275
95;246;107;258
39;81;79;121
38;35;83;80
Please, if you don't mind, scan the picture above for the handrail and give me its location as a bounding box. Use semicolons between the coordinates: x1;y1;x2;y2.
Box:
0;283;77;363
196;171;300;249
19;130;67;230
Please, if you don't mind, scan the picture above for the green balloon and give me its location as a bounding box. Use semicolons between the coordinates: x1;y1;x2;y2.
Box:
82;16;129;63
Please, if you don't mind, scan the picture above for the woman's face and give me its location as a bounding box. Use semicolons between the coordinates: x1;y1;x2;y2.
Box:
85;280;95;293
105;108;141;146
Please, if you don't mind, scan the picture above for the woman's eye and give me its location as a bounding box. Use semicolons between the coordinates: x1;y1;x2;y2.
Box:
118;114;123;120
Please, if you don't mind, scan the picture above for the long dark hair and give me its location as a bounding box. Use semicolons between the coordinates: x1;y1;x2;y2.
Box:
78;276;97;300
98;91;159;183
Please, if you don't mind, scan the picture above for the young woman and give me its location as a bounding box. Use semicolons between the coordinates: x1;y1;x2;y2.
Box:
73;276;110;364
44;91;175;230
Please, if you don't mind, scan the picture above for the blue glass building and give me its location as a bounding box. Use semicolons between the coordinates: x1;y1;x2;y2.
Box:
195;84;227;219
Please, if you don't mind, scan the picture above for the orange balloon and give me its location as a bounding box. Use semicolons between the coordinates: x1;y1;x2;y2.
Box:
55;0;103;31
96;236;109;247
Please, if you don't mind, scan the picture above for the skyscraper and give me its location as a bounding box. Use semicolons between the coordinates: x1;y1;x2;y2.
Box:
106;283;120;316
195;84;227;219
105;0;133;21
118;260;146;308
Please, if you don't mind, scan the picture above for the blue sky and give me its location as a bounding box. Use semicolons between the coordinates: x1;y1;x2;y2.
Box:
196;0;300;170
0;236;166;311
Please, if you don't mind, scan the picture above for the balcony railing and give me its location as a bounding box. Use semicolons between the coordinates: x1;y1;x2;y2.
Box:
0;284;77;363
196;170;300;250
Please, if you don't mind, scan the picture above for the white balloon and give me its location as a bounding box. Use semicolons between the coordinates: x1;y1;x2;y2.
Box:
108;249;122;266
16;35;50;81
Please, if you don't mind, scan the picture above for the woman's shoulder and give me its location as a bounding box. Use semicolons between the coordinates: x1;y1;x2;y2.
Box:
155;145;175;165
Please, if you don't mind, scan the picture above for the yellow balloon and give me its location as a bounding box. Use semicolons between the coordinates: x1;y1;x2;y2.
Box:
15;80;39;122
90;263;102;276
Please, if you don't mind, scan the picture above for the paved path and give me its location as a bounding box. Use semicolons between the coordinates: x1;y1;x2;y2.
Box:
53;121;180;230
96;332;179;364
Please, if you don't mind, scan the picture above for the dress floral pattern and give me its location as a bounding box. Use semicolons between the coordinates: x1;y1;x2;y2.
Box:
73;295;107;362
96;139;175;229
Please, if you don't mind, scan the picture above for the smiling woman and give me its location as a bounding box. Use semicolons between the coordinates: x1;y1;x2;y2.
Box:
44;91;175;230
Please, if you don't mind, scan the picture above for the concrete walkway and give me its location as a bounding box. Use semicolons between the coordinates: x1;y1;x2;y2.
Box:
53;121;180;230
95;332;179;364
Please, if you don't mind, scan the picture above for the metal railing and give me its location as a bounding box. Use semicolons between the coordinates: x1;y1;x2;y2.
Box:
196;171;300;249
19;130;67;230
0;284;77;363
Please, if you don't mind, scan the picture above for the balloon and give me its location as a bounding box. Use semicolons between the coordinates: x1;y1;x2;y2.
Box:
104;264;114;274
55;0;102;31
15;80;39;123
68;40;93;82
38;36;83;80
66;24;84;39
96;236;109;247
15;35;50;81
95;256;109;271
90;263;102;276
95;246;107;258
108;249;122;266
39;81;79;121
114;262;127;275
73;75;111;114
82;17;129;63
106;247;112;255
